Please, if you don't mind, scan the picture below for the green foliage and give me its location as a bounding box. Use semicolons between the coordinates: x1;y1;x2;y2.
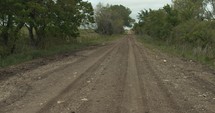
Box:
134;0;215;67
0;0;94;57
134;6;178;40
173;20;215;58
0;31;121;68
172;0;204;21
138;35;215;67
95;3;134;35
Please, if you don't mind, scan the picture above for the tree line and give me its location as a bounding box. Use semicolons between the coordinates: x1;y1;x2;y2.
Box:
133;0;215;61
0;0;94;56
0;1;133;57
95;3;134;35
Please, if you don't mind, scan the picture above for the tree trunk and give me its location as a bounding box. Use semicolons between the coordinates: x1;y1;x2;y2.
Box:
26;23;36;47
1;15;12;46
29;26;35;46
35;26;46;48
10;22;24;54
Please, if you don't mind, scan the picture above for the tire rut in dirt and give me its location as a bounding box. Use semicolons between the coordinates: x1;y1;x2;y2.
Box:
0;40;122;113
119;37;148;113
76;38;129;113
185;70;215;95
31;43;117;83
0;42;118;112
0;84;31;111
132;37;183;113
131;37;150;113
133;37;215;113
36;38;126;113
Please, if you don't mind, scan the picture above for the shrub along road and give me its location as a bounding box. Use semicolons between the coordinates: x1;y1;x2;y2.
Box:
0;35;215;113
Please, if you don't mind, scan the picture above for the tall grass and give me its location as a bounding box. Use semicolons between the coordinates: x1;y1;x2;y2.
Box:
0;30;121;68
137;35;215;68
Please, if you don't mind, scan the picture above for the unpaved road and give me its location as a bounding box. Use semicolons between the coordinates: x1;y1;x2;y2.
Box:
1;35;215;113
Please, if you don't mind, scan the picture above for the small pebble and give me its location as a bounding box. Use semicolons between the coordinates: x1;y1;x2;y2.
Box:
163;79;170;82
81;98;88;101
57;100;65;104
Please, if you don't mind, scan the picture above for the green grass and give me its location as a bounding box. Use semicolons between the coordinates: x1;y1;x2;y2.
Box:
0;32;121;68
137;35;215;68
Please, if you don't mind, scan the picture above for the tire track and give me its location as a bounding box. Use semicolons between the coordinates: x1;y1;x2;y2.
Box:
119;37;148;113
36;38;125;113
30;42;118;82
2;35;214;113
76;37;129;113
132;37;182;113
136;37;215;113
131;37;150;113
134;37;203;113
0;41;119;112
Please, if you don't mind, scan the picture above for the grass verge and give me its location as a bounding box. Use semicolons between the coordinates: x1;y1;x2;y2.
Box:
0;32;121;68
137;35;215;68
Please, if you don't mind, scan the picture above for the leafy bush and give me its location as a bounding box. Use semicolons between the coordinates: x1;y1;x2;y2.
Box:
134;1;215;67
173;20;215;46
172;20;215;59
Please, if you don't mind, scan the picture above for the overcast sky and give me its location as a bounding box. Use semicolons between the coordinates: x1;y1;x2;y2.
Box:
86;0;172;20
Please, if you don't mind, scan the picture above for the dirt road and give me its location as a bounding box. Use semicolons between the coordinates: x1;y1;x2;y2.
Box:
0;35;215;113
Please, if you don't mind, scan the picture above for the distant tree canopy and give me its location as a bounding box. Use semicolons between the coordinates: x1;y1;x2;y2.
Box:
0;0;94;55
95;3;134;35
134;4;180;40
133;0;215;39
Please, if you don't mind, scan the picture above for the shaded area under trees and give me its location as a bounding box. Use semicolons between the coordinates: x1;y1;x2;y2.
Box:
0;0;94;56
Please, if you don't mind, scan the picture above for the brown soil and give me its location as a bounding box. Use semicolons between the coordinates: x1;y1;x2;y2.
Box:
0;35;215;113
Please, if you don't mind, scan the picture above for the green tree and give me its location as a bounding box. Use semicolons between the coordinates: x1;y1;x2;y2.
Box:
134;0;215;62
25;0;55;47
55;0;94;40
0;0;94;56
95;4;134;35
172;0;204;21
0;0;25;54
19;0;93;47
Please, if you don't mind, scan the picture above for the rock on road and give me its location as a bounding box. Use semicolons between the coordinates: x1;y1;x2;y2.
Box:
0;35;215;113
